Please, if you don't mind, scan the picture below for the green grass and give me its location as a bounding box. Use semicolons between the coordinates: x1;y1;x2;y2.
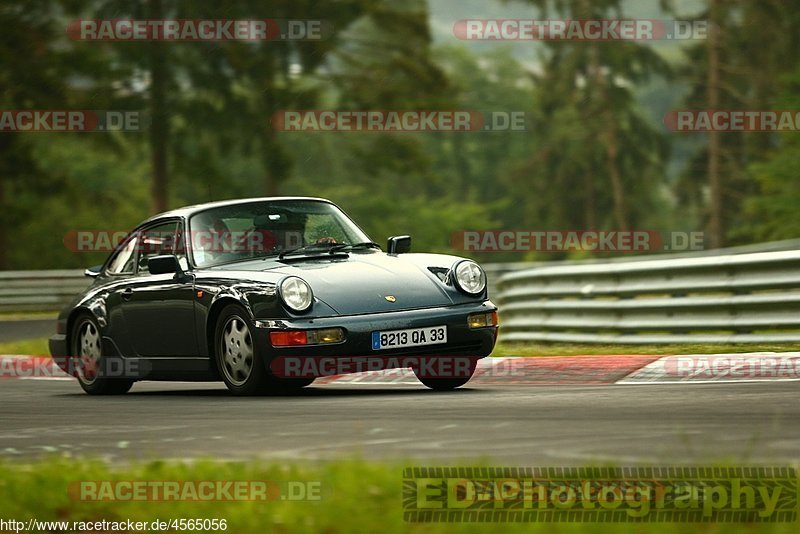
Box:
491;342;800;357
1;458;796;533
0;337;50;356
0;311;57;320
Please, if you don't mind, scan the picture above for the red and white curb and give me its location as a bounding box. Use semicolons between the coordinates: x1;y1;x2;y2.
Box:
2;353;799;385
0;355;72;380
317;356;661;385
616;353;800;384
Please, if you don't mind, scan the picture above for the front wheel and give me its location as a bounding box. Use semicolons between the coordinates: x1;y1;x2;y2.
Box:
71;315;133;395
413;357;477;391
215;305;270;395
265;376;315;392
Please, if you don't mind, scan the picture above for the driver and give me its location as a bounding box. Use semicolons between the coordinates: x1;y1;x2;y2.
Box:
254;212;307;252
193;217;234;264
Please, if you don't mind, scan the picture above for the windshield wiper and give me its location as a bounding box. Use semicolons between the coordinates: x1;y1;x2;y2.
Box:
278;242;340;260
277;241;380;260
328;241;382;253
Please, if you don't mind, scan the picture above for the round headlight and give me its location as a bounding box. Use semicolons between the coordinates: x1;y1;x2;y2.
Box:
453;260;486;296
279;276;313;312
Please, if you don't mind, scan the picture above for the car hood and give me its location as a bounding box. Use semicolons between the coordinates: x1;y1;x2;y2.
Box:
207;252;460;315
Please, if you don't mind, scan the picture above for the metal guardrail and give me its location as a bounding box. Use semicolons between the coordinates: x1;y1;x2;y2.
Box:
484;262;536;299
0;262;532;314
0;270;89;313
497;248;800;344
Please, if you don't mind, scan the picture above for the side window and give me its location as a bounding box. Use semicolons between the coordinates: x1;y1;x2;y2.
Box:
106;235;139;275
137;221;179;274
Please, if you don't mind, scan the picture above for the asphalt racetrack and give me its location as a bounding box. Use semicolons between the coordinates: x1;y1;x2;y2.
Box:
1;378;797;465
0;319;52;342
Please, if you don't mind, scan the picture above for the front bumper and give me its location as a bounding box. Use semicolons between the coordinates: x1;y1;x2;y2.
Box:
49;334;68;358
255;301;498;361
48;334;71;375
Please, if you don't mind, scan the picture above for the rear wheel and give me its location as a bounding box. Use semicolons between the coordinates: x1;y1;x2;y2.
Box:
71;315;133;395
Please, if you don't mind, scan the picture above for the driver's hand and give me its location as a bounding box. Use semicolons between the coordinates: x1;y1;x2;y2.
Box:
316;237;337;244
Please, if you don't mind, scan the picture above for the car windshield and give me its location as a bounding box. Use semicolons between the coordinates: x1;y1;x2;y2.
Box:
189;200;372;268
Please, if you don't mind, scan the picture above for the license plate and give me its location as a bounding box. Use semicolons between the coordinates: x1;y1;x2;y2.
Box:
371;325;447;350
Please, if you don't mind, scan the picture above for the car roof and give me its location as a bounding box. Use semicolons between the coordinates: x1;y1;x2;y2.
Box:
140;196;333;226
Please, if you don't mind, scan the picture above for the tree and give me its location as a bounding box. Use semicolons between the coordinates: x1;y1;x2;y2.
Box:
741;69;800;241
290;1;499;254
676;0;800;246
706;0;722;247
0;0;73;268
510;0;670;234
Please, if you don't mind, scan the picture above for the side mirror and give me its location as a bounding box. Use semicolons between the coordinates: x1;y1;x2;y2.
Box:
148;255;182;275
387;235;411;254
84;265;102;278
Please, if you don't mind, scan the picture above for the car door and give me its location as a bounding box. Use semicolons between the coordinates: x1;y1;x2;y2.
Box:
102;232;142;358
119;219;199;357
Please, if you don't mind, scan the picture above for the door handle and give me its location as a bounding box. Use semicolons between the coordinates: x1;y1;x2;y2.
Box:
121;288;133;301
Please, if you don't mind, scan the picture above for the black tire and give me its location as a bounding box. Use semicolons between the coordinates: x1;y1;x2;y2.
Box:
214;304;270;395
413;357;477;391
264;376;316;392
70;314;134;395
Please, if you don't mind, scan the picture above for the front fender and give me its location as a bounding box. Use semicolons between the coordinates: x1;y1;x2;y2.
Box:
194;279;339;358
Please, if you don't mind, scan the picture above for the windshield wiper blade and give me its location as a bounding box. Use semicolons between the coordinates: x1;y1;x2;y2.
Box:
278;243;335;260
328;241;382;253
278;241;380;260
278;243;361;260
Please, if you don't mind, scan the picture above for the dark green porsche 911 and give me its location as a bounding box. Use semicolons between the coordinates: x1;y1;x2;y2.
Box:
49;197;499;395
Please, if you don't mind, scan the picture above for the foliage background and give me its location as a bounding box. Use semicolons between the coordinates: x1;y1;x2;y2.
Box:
2;0;799;269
